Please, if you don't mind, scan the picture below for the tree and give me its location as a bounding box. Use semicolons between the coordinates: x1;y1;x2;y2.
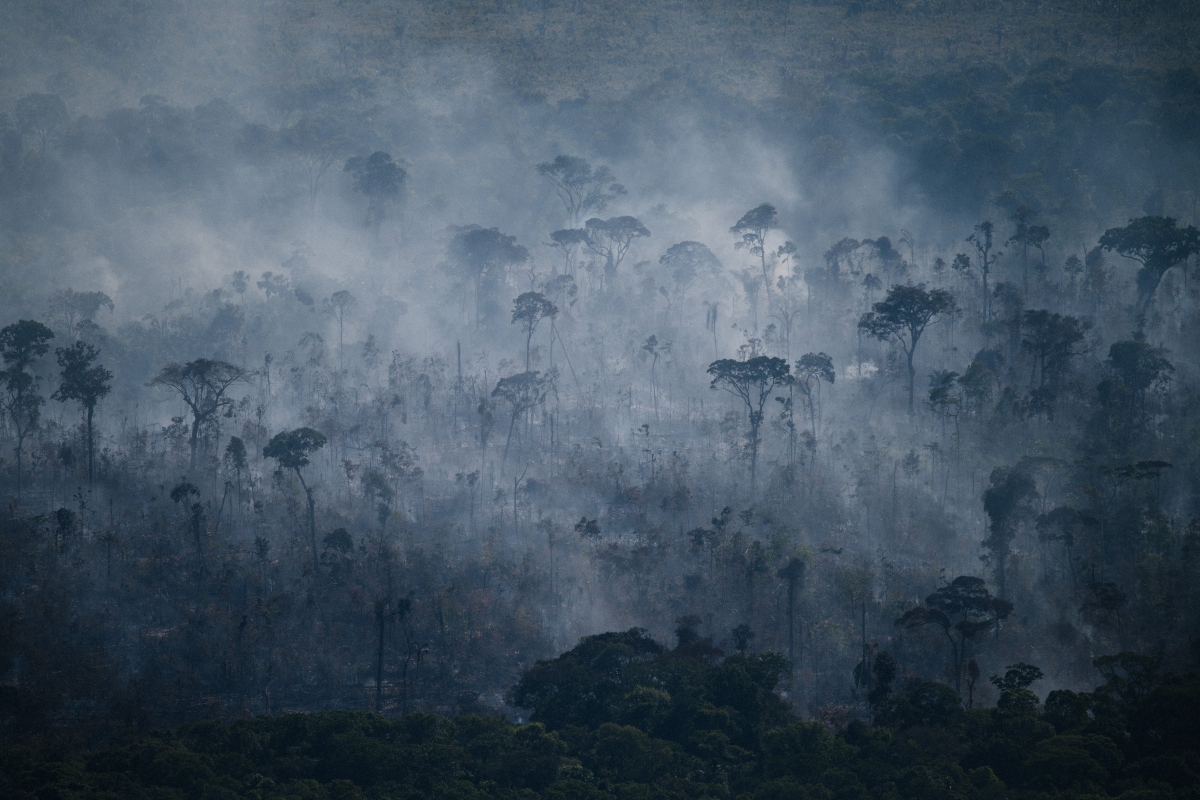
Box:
52;340;112;486
960;221;1002;322
264;427;327;574
0;320;54;502
284;116;347;208
731;204;779;305
1098;216;1200;315
15;93;68;155
895;576;1013;695
642;335;668;421
326;290;356;372
1007;205;1051;297
170;480;206;580
511;292;558;371
858;284;956;415
778;558;806;673
584;216;651;285
1020;310;1090;415
927;370;962;434
793;352;835;441
707;356;791;489
536;155;625;225
449;226;530;328
492;371;552;461
982;466;1038;599
547;228;590;275
659;241;721;308
48;289;114;340
344;151;406;228
148;359;246;469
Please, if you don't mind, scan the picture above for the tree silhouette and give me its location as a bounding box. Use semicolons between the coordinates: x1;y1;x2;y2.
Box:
492;371;552;461
896;576;1012;694
536;155;625;225
285;116;347;209
1020;310;1090;416
858;284;955;416
956;221;1001;323
547;228;590;275
0;320;54;502
48;289;113;340
707;356;791;489
344;151;406;228
1007;205;1051;297
793;352;835;442
584;216;650;285
982;466;1038;600
52;340;112;486
732;204;778;305
659;240;721;310
512;292;558;370
1098;216;1200;316
264;427;327;574
149;359;246;470
449;226;530;328
326;290;356;372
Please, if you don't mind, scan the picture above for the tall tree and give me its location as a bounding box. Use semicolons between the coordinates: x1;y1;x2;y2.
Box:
1020;310;1090;415
547;228;590;275
536;155;625;225
492;371;552;461
982;466;1038;600
858;284;956;416
642;335;668;422
149;359;246;470
284;116;347;209
0;320;54;502
707;356;791;490
778;557;806;674
793;352;835;442
1007;205;1051;297
731;204;779;305
326;290;356;372
584;216;651;285
895;576;1013;694
1098;216;1200;316
659;240;721;311
958;221;1002;323
52;340;112;487
511;292;558;371
449;227;530;328
264;427;327;574
48;289;113;340
344;151;406;229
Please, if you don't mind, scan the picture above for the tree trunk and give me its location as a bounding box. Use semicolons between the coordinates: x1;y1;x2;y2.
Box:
375;599;386;712
907;349;916;416
15;438;22;504
298;476;318;575
190;416;201;470
86;404;95;486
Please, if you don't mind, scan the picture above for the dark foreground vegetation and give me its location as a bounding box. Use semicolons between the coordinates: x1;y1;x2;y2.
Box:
4;629;1200;800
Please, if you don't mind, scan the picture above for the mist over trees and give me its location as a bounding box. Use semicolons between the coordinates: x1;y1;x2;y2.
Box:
2;1;1200;797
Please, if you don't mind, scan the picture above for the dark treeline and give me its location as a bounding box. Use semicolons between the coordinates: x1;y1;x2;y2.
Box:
1;1;1200;796
4;630;1199;799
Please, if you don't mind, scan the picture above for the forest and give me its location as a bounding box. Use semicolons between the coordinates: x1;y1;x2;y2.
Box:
2;0;1200;797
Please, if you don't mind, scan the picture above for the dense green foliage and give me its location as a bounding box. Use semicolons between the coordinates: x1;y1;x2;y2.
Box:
4;631;1199;799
